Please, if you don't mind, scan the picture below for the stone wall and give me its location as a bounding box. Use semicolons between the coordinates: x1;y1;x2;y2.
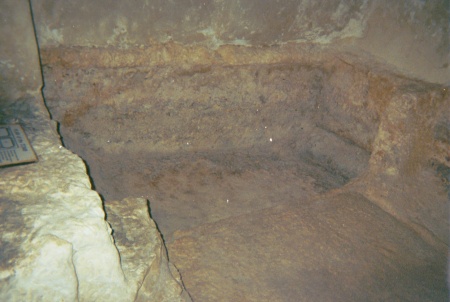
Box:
1;0;448;300
30;0;449;84
0;0;41;101
0;1;189;301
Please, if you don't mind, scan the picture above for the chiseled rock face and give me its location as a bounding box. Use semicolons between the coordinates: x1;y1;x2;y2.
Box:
0;1;189;300
0;99;190;302
0;97;127;301
104;197;191;302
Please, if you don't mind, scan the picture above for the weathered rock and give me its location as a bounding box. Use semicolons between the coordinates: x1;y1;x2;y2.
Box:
104;197;191;302
353;87;449;247
0;136;190;301
36;13;449;298
30;0;449;84
2;0;448;301
0;1;190;301
0;102;129;301
169;192;447;301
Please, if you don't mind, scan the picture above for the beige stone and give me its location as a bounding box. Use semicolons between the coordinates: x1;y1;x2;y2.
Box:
1;0;449;301
105;197;190;302
0;1;190;301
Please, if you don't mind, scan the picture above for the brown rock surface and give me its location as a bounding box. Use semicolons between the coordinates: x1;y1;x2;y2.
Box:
37;33;450;301
2;0;446;301
169;191;447;301
39;50;449;301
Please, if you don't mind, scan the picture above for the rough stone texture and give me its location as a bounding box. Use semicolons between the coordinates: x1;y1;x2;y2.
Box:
356;87;449;247
0;130;128;301
41;55;378;238
3;0;448;301
0;1;189;301
30;0;449;84
39;41;449;300
169;191;447;301
104;197;191;302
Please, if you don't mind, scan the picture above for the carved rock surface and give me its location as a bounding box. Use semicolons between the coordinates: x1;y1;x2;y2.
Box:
39;39;449;300
105;197;191;302
0;1;189;301
2;0;448;301
169;192;447;301
0;89;129;301
0;110;189;301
